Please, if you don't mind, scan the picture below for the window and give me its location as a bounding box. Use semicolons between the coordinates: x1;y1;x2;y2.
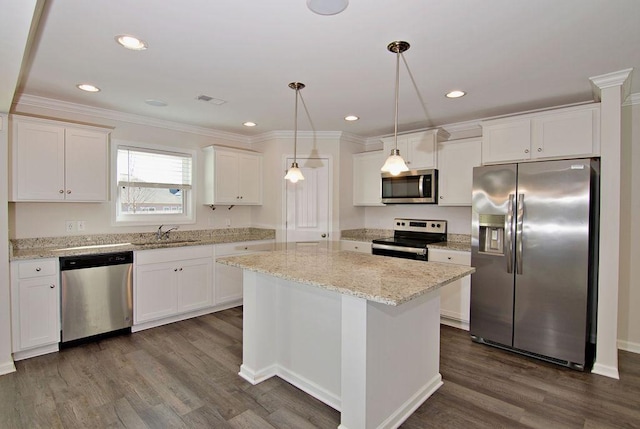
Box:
114;143;195;225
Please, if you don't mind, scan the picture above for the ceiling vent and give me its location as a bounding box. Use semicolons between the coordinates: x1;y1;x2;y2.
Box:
196;94;226;105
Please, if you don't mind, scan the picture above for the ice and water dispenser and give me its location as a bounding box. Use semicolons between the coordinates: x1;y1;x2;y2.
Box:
478;214;505;255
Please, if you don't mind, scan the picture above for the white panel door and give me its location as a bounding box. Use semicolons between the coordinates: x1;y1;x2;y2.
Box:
285;157;330;244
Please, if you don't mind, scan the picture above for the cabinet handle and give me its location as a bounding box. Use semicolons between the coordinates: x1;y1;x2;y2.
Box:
67;190;71;194
244;247;248;250
447;256;452;260
179;268;183;271
537;148;542;152
440;196;444;199
524;149;529;154
174;268;178;272
59;190;64;194
50;284;55;289
36;267;41;272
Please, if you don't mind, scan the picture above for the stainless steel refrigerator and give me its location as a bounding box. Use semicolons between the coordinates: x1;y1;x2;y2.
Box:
470;158;599;370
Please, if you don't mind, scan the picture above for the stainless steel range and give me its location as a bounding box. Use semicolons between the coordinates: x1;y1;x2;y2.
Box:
372;218;447;260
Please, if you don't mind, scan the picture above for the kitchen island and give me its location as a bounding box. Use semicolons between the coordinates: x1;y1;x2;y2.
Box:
217;246;475;429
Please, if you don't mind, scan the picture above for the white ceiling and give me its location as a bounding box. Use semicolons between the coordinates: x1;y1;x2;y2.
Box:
9;0;640;138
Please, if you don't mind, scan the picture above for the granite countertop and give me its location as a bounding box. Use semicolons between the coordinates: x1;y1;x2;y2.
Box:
217;246;475;306
10;228;275;260
341;229;472;253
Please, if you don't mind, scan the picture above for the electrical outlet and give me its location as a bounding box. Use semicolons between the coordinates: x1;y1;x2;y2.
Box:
65;221;75;232
226;218;231;227
77;220;86;231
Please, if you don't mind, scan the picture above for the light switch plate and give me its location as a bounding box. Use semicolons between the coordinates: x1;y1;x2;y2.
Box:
65;221;75;232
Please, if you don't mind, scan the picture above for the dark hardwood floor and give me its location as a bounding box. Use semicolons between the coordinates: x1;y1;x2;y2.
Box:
1;307;639;428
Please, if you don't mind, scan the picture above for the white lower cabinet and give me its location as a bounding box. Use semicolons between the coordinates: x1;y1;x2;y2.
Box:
135;246;213;325
10;259;60;360
340;240;371;254
429;249;471;330
215;240;274;305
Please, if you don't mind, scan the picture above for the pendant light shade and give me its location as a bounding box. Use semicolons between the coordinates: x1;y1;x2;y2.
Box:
285;82;305;183
381;41;410;176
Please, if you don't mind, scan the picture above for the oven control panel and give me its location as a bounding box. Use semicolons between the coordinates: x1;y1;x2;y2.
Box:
394;218;447;234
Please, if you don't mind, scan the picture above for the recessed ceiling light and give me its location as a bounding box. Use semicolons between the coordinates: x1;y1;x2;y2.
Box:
445;90;466;99
145;99;167;107
243;122;257;127
76;83;100;92
115;34;147;51
307;0;348;15
344;115;359;121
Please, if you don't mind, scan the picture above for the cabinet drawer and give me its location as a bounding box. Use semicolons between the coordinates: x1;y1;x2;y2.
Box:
428;250;470;265
17;259;57;278
340;240;371;253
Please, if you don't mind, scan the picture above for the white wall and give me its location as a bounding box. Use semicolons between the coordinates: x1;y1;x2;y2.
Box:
618;100;640;352
364;205;472;234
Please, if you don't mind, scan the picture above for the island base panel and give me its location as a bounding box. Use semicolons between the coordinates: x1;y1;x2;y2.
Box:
241;270;443;429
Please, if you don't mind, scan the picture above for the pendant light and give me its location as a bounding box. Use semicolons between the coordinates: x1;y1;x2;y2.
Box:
381;41;410;176
285;82;305;183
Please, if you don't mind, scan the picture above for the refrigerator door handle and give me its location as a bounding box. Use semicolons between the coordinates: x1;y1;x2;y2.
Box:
506;194;515;273
516;193;525;275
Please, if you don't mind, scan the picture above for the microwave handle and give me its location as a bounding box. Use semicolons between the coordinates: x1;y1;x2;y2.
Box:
419;175;424;198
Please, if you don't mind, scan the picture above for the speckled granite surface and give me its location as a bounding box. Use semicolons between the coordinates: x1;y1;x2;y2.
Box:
10;228;275;260
428;234;471;252
341;229;471;252
340;228;392;242
217;246;475;306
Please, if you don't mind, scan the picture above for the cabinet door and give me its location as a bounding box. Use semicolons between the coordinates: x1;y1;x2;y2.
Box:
237;153;262;204
429;249;471;327
177;257;213;312
438;139;482;206
16;276;60;350
532;107;599;159
481;119;531;164
14;120;65;201
64;128;109;201
407;133;436;169
214;151;240;203
215;263;244;305
353;151;384;206
135;263;177;323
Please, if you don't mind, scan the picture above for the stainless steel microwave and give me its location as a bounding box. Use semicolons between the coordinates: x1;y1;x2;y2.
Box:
381;169;438;204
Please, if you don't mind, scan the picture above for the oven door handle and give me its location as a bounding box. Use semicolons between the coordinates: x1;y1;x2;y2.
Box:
372;243;427;256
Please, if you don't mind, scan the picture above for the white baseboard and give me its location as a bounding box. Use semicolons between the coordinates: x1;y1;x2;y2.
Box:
132;300;242;333
440;317;469;331
617;339;640;354
591;362;620;379
0;360;16;376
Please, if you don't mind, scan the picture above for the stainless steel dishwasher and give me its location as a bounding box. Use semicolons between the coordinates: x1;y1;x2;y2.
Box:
59;251;133;344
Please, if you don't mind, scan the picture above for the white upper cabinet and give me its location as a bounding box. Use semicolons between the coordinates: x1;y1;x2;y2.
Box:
353;150;385;206
203;145;263;205
10;115;110;202
381;129;449;170
437;138;482;206
481;104;600;164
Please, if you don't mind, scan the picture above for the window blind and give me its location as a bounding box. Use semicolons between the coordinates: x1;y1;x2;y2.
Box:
117;147;192;189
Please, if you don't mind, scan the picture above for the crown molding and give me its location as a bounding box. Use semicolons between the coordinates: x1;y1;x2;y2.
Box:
623;92;640;107
589;68;633;102
13;94;250;143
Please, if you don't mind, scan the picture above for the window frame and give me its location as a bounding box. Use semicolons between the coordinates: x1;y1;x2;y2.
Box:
111;139;197;226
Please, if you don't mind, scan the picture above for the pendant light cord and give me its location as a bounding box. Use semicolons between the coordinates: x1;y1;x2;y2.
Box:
394;49;400;151
293;87;299;163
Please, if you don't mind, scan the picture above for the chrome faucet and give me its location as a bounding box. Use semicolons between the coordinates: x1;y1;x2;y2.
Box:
156;224;179;240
